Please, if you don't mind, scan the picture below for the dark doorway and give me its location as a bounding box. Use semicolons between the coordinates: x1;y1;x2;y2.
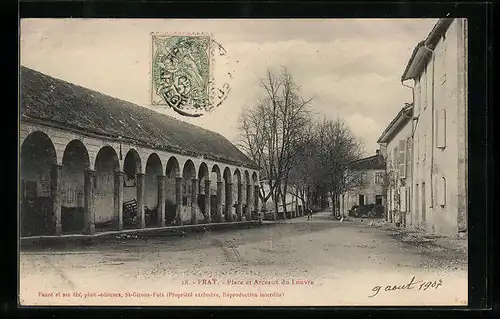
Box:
358;195;365;206
21;180;54;236
375;195;383;205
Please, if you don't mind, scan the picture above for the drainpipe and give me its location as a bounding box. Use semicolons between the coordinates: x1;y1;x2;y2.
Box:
422;44;436;210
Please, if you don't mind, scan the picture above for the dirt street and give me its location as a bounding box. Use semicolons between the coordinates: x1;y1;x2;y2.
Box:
19;211;468;306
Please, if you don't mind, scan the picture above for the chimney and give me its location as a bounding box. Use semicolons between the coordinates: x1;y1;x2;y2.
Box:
376;149;380;156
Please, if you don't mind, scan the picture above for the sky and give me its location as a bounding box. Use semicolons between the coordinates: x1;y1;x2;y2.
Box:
20;18;438;156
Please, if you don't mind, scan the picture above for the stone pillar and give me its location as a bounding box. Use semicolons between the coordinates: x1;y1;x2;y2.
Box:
84;169;96;235
175;176;183;225
236;182;243;221
205;180;211;223
136;173;146;229
254;185;260;219
50;164;63;235
216;181;224;222
158;175;166;227
191;178;198;225
226;182;233;222
114;171;124;231
246;184;252;220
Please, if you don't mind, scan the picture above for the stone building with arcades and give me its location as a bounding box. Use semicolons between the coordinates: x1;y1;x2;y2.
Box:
20;66;261;238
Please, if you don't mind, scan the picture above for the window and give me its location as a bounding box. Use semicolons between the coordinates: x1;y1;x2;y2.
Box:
358;172;367;185
398;139;406;178
375;172;384;185
436;109;447;148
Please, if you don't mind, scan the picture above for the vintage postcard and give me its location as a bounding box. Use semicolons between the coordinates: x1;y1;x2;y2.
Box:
19;18;468;307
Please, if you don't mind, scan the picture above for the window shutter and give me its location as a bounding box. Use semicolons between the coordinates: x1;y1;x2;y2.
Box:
398;139;406;178
436;109;447;148
400;187;407;212
406;138;411;177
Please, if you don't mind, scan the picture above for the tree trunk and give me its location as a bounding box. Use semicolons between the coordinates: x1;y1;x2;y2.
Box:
331;193;336;216
341;194;346;217
272;185;279;220
281;182;288;218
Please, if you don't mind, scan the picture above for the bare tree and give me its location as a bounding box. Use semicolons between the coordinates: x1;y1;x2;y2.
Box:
287;120;318;211
238;67;312;219
313;118;364;216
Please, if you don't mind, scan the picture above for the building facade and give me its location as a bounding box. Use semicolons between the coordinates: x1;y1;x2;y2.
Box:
20;67;261;237
341;150;386;216
377;104;414;226
378;18;468;237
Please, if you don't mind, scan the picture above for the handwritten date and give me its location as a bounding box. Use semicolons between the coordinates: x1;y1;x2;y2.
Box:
369;276;442;297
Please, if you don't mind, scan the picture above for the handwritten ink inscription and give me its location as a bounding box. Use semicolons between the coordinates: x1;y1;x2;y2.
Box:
369;276;442;297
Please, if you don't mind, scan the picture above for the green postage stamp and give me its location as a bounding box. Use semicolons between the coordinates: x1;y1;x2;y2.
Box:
152;33;226;117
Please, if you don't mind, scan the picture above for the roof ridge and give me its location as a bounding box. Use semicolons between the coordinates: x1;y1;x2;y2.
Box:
20;66;257;168
20;66;226;139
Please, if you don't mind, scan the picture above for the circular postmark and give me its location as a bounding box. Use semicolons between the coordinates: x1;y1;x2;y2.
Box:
151;33;232;117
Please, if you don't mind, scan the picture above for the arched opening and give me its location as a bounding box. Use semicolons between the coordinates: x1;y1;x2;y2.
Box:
223;167;233;221
244;170;251;220
233;169;242;220
94;146;120;231
61;140;90;233
197;162;210;222
20;131;57;236
211;164;222;221
182;160;197;224
122;149;142;228
145;153;163;227
165;156;180;224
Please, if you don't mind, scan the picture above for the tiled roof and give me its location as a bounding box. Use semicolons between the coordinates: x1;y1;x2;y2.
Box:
401;18;454;81
349;154;386;170
376;103;414;144
20;66;257;168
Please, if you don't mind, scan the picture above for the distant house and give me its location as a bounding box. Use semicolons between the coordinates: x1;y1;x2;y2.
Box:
377;103;414;226
258;179;303;218
340;150;386;216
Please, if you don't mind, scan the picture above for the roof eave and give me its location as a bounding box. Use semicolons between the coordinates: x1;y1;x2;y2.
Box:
401;18;455;82
401;43;428;82
377;105;413;144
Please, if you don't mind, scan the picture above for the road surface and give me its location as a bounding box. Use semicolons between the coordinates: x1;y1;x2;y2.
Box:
20;211;468;306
